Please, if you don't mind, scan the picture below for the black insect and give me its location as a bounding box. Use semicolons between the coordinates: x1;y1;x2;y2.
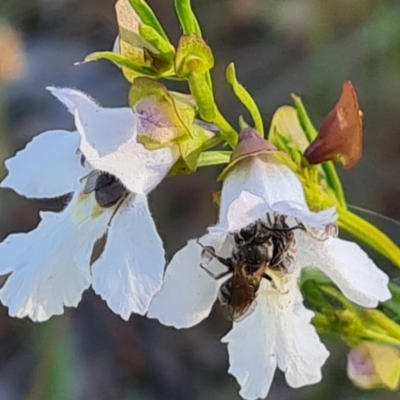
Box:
83;170;129;208
198;215;305;321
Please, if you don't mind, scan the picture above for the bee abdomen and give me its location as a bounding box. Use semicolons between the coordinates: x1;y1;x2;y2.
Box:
83;171;128;208
95;175;128;208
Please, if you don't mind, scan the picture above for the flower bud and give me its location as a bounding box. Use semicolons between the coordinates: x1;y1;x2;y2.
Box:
218;128;296;180
305;81;363;168
347;342;400;390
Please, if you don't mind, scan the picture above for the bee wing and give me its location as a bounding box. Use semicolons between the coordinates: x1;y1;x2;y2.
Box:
225;271;260;322
82;170;102;194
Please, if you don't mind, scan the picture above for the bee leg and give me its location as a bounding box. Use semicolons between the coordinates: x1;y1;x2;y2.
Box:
294;219;307;232
262;273;272;282
260;220;306;233
305;224;338;242
196;240;230;264
107;192;129;227
199;264;232;280
196;239;234;277
80;169;98;184
200;249;233;269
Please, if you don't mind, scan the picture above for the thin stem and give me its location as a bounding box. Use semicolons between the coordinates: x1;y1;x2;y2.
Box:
212;108;238;148
363;329;400;346
323;161;347;208
319;284;358;313
363;309;400;341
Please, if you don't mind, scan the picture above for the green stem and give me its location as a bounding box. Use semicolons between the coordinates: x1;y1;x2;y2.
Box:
292;94;317;142
338;207;400;269
197;151;231;167
319;285;358;312
212;108;238;148
323;161;347;208
174;0;202;35
363;309;400;341
363;329;400;346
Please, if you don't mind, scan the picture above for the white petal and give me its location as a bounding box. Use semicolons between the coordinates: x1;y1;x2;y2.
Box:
216;190;269;232
0;194;109;321
112;35;121;54
271;201;337;228
218;158;307;230
148;234;230;328
47;87;176;195
297;233;391;307
1;130;85;198
92;194;165;319
222;280;329;400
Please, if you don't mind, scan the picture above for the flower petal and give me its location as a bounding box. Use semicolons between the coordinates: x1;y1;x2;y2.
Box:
214;190;268;232
0;194;109;321
1;130;85;198
47;86;176;195
218;158;306;231
271;201;337;228
148;235;229;328
222;280;329;400
91;194;165;319
297;233;391;307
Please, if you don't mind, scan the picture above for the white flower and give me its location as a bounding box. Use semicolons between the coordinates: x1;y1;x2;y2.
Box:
0;87;177;322
148;150;391;399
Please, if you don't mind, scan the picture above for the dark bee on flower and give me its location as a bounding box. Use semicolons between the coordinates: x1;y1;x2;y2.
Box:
83;170;129;209
199;215;306;321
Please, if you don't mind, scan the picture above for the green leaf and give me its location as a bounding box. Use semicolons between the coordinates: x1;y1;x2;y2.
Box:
139;24;175;61
81;51;157;76
174;0;202;36
338;206;400;270
114;0;174;81
128;0;170;41
197;150;231;167
226;62;264;135
176;126;209;172
168;125;215;175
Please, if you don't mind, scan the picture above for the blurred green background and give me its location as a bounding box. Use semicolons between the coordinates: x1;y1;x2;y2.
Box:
0;0;400;399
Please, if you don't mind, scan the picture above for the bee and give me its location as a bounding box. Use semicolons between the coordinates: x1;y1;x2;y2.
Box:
81;170;129;227
83;170;129;208
198;215;306;321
